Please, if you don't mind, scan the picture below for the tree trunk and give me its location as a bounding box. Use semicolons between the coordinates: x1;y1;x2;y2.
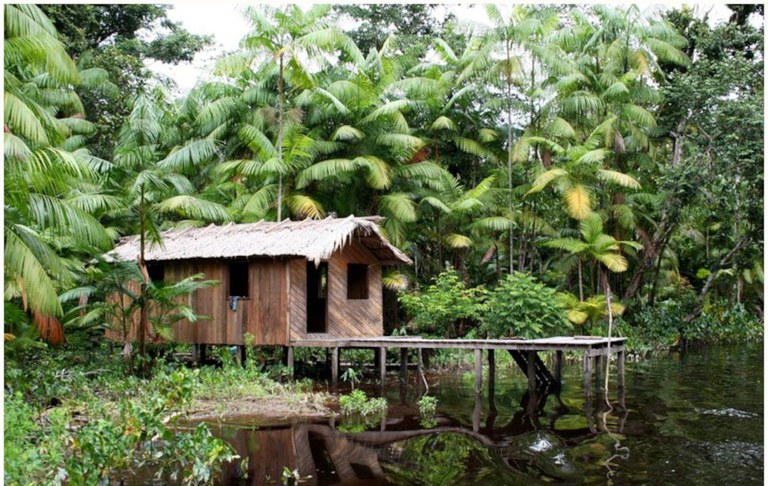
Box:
276;53;285;222
578;259;584;302
506;40;514;275
138;184;148;370
684;237;750;323
624;217;675;302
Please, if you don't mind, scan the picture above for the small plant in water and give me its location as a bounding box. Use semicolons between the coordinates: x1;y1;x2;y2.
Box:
418;395;438;428
339;389;387;416
418;395;438;416
340;367;362;389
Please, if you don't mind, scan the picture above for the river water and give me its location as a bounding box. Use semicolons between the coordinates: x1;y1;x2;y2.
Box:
204;344;763;485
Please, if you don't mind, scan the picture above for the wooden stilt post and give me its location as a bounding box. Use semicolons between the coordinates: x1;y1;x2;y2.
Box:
379;347;386;385
617;349;626;409
331;347;339;387
488;349;496;395
617;350;625;390
286;346;294;378
199;344;207;364
399;348;408;383
554;351;563;385
527;351;537;393
474;349;483;395
192;344;200;365
472;393;482;433
527;350;537;415
594;355;603;396
583;352;593;402
417;348;425;389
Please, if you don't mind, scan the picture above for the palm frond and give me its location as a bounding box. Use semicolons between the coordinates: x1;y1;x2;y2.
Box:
287;194;325;219
565;184;592;220
597;169;641;189
158;196;231;222
379;193;417;223
527;168;567;194
445;233;473;249
158;139;218;172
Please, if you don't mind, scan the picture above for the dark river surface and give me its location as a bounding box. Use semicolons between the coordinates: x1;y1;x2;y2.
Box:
200;344;763;485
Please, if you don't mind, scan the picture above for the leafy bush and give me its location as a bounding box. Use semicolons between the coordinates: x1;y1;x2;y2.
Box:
417;395;438;416
338;389;388;417
481;273;570;339
398;270;487;337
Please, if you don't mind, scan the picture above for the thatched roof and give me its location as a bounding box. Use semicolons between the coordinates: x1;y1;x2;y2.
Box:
106;216;412;266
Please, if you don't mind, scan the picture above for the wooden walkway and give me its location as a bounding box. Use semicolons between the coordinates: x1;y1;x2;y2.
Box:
287;336;627;401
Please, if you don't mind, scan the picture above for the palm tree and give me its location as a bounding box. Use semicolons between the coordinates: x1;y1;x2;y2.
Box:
111;93;230;363
217;5;364;221
4;5;113;342
525;118;641;220
543;213;641;300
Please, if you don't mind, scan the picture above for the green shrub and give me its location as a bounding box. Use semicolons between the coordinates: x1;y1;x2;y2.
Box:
398;270;487;338
481;272;570;339
338;389;387;417
418;395;438;416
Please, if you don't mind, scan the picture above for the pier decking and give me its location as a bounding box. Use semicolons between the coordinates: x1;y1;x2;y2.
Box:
287;335;627;401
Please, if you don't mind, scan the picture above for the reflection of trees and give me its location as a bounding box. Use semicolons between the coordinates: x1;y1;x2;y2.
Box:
382;433;489;485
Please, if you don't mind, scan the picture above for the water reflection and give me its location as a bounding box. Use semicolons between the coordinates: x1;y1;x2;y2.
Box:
213;383;628;485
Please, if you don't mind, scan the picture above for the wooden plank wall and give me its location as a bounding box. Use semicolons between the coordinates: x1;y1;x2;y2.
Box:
107;258;289;346
289;258;307;340
289;239;383;341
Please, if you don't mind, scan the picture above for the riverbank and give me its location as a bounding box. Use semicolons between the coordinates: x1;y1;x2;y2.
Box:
3;348;335;485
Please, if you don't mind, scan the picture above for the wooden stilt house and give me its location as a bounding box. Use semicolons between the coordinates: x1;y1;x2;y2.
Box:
106;216;411;346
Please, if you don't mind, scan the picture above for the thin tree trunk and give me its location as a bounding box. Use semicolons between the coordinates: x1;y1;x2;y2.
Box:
506;39;514;275
684;236;750;323
276;53;285;222
648;251;665;307
138;184;147;371
578;259;584;302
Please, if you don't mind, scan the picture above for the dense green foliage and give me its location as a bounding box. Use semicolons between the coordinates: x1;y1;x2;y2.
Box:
399;270;487;337
3;4;762;482
482;273;570;339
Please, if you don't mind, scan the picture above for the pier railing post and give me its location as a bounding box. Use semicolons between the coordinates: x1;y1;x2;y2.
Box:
474;348;483;395
583;351;593;403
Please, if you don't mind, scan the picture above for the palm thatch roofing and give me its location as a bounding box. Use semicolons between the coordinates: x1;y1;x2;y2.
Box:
106;216;412;266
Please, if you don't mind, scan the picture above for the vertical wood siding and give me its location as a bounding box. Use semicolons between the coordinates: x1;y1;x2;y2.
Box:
288;238;383;342
108;239;385;346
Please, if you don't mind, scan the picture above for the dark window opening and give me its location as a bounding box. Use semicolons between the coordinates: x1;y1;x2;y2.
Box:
307;262;328;333
147;263;164;284
229;262;249;297
347;264;368;299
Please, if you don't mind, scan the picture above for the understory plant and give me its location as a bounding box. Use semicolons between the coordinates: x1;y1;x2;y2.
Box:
481;272;571;339
338;389;387;417
398;269;487;337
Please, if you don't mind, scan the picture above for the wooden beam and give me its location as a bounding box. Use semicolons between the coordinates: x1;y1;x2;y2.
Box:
474;348;483;395
554;350;563;385
331;347;339;387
